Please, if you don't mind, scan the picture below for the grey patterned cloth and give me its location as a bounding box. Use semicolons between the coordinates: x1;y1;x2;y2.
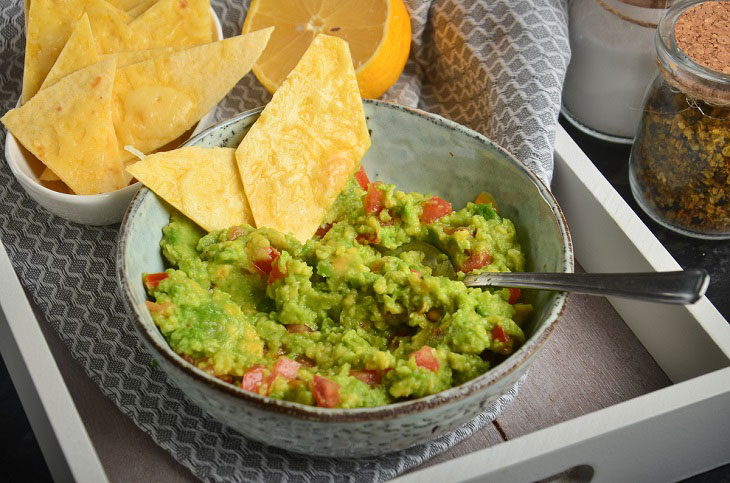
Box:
0;0;569;481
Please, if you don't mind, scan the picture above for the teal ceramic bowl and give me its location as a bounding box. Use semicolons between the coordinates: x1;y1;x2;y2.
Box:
117;99;573;457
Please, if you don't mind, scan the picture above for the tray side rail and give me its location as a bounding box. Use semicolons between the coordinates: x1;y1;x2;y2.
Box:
0;241;108;483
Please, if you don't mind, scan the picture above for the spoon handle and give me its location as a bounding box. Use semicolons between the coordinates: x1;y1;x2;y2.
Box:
462;269;710;305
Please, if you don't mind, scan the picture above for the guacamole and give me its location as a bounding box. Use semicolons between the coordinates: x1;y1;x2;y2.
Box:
144;173;530;408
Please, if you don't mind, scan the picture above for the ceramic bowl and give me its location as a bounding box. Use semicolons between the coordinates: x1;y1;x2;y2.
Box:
3;10;224;226
117;100;573;457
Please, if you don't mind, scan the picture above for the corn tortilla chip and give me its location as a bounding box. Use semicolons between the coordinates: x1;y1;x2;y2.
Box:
125;0;157;18
126;147;254;231
37;13;101;183
3;59;127;195
235;34;370;242
112;28;273;163
39;168;61;181
128;0;212;50
21;0;130;104
40;14;99;91
106;0;146;11
100;45;178;69
83;0;131;53
22;0;84;104
23;0;30;32
40;126;120;186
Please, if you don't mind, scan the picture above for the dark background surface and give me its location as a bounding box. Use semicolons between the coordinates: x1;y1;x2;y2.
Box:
0;117;728;482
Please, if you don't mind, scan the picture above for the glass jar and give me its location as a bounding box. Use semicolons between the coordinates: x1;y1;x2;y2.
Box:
629;0;730;239
562;0;669;143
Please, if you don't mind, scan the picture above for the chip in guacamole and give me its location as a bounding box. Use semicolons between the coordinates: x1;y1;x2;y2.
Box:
127;147;255;232
236;34;371;243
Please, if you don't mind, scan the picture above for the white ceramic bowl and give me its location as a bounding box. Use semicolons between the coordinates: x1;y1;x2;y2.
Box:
3;9;224;226
118;101;574;457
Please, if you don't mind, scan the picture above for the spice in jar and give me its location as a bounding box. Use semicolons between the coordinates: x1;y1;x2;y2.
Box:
629;0;730;238
631;88;730;233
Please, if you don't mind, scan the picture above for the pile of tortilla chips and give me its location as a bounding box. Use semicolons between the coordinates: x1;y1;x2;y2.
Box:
2;0;273;195
128;34;371;241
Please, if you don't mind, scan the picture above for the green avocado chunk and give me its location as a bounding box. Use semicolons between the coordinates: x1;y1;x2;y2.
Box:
145;176;529;408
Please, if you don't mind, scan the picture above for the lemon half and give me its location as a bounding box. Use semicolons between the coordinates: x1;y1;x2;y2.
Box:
243;0;411;99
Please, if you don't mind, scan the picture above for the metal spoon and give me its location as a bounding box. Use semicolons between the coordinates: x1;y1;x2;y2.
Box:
385;242;710;305
463;269;709;305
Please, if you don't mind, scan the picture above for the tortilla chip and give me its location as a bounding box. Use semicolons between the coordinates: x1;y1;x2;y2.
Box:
235;34;371;242
112;28;273;163
3;60;127;195
128;0;212;50
23;0;30;32
125;0;157;18
21;0;130;104
106;0;146;11
36;12;101;184
84;0;131;53
38;120;120;186
126;147;254;231
22;0;80;103
40;14;99;91
39;168;61;181
100;45;178;69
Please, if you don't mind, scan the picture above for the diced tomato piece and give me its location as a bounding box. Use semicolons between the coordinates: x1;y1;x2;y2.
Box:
371;261;382;273
253;246;280;276
420;197;452;223
411;346;439;372
312;375;341;408
410;269;421;278
286;324;313;334
459;251;493;273
273;357;301;379
354;165;370;190
475;192;496;206
492;325;509;344
144;272;169;289
315;223;332;238
241;367;267;393
268;260;286;284
508;287;521;304
350;369;381;386
356;232;379;245
364;182;384;214
144;300;171;314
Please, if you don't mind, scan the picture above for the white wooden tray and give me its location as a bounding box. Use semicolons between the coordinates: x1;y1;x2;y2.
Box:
1;125;729;482
396;126;730;482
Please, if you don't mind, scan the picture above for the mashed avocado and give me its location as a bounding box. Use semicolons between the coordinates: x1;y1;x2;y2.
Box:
144;177;530;408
